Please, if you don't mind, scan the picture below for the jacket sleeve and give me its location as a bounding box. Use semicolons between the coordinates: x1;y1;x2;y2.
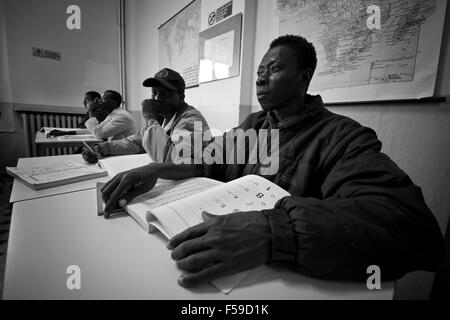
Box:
142;112;209;163
263;126;445;281
104;134;145;156
85;113;134;140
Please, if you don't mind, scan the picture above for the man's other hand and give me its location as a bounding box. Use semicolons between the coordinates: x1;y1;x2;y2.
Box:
167;211;272;288
81;146;99;163
81;143;108;163
47;129;76;137
141;99;161;121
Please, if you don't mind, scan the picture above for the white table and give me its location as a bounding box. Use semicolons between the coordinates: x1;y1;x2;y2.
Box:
3;188;394;300
9;154;110;203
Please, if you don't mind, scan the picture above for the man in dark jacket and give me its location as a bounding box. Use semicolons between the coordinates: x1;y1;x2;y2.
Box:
100;35;445;287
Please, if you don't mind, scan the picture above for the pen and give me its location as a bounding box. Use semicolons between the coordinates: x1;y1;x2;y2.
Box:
82;141;96;154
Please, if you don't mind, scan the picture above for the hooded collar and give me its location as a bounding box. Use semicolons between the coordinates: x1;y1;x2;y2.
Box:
265;94;325;130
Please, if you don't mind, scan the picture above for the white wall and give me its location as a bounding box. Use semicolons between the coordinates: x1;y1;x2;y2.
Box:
0;0;14;132
125;0;255;132
0;0;12;103
2;0;121;108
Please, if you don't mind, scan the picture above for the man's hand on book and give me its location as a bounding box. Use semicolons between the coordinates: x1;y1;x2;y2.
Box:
101;165;158;217
167;210;272;288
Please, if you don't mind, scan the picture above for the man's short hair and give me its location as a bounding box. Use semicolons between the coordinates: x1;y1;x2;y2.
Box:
104;90;123;106
270;35;317;75
85;91;101;101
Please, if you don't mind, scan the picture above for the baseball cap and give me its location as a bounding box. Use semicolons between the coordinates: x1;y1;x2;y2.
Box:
143;68;185;93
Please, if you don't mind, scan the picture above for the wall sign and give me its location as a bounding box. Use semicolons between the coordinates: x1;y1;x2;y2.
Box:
32;47;62;61
208;1;233;26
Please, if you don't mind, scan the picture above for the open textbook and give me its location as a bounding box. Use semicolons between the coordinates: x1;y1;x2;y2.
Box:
97;174;290;294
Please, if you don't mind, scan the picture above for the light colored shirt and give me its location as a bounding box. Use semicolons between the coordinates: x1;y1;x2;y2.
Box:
105;104;209;163
84;108;136;141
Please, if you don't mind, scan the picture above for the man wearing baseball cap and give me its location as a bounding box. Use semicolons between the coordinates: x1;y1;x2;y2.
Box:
82;68;209;163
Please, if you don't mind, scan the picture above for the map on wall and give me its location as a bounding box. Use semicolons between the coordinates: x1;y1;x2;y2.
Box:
159;0;201;88
277;0;447;103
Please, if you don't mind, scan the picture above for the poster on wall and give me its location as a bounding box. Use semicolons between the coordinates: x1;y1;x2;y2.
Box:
277;0;447;103
158;0;201;88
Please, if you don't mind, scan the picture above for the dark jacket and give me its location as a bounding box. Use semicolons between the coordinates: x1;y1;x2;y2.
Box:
201;94;445;281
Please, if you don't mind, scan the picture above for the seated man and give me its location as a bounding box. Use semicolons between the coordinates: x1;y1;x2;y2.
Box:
82;68;209;163
47;91;107;138
100;35;445;287
82;90;136;141
78;91;107;128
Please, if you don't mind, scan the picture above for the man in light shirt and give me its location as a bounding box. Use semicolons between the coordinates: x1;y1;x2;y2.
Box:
83;90;136;141
82;68;209;163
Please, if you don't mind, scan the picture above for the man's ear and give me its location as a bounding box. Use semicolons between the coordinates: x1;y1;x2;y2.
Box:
295;68;313;92
300;68;313;86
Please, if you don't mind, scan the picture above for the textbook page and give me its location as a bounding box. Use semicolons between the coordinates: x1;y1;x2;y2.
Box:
97;154;153;177
126;178;223;235
147;174;291;294
150;175;290;237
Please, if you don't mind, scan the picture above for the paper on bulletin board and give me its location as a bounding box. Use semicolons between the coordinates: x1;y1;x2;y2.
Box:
199;13;242;84
200;30;235;82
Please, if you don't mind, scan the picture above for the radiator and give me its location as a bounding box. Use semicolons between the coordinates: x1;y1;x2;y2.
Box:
20;112;85;157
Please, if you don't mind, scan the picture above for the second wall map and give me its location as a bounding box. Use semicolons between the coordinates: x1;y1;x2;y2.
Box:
277;0;447;102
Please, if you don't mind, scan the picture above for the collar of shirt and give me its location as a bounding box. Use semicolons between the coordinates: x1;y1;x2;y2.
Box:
162;113;177;132
103;107;121;122
109;108;121;116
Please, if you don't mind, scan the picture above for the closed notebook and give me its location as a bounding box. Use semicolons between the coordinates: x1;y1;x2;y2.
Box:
7;160;108;190
97;174;290;294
